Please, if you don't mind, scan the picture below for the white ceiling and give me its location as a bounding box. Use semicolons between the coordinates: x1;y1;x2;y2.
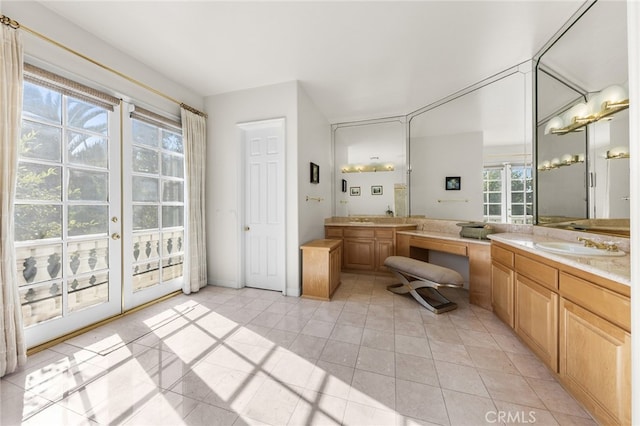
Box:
37;0;585;123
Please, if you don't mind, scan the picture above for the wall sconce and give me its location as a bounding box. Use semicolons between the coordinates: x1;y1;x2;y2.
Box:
342;163;395;173
544;84;629;135
605;146;630;160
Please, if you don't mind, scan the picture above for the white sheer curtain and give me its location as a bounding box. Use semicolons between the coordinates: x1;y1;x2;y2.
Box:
1;21;27;377
181;107;207;293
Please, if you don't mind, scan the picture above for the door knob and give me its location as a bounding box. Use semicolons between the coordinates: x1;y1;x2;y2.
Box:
111;233;121;240
244;226;250;231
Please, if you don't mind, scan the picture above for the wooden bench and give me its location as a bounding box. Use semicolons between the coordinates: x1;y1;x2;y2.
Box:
384;256;464;313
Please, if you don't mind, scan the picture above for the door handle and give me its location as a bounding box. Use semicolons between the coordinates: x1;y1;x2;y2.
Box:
244;226;250;231
111;233;121;240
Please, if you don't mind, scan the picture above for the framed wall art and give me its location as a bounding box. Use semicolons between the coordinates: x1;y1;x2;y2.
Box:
350;187;361;196
371;185;383;195
445;176;461;190
310;162;320;184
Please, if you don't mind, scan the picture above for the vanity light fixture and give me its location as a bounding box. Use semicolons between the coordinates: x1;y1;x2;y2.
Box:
544;84;629;135
341;163;395;173
537;153;584;171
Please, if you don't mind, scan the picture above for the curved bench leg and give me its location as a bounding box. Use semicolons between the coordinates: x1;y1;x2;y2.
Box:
386;272;458;314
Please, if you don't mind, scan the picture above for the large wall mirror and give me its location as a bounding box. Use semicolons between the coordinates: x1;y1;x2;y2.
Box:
333;119;407;217
409;68;533;222
536;0;629;235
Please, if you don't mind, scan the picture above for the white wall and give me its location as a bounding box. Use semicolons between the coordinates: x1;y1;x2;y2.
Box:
3;1;203;117
297;87;332;247
411;132;483;221
337;171;402;216
205;82;303;294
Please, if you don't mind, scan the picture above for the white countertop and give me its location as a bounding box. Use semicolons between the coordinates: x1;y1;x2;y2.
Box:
488;233;631;286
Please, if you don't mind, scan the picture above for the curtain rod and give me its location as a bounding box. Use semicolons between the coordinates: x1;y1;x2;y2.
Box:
1;14;207;118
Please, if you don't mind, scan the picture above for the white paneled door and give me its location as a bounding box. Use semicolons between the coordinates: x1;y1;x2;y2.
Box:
240;119;285;292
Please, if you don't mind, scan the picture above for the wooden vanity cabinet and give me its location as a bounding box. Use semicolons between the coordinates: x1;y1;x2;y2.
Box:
490;240;631;425
490;244;515;327
559;272;631;425
325;225;416;273
514;253;559;372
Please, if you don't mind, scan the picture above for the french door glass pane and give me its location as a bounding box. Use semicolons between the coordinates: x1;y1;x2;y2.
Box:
16;82;116;331
131;118;184;293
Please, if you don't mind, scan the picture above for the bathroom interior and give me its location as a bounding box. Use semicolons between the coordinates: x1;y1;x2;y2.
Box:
1;0;636;424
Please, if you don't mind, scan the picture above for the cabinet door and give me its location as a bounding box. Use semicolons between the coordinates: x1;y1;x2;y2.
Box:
375;239;394;271
516;274;558;372
491;262;514;328
329;246;342;296
560;299;631;425
343;239;375;271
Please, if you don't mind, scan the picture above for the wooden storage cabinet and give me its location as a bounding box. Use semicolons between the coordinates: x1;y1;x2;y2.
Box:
325;225;415;273
559;272;631;425
491;261;514;327
300;239;342;300
515;274;558;371
490;240;631;425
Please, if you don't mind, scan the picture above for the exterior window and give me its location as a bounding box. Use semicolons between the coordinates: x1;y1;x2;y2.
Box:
483;164;533;224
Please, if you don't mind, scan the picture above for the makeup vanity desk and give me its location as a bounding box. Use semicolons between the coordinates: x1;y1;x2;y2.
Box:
396;230;492;310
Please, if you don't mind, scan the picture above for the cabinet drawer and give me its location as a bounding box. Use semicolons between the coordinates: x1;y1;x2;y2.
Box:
375;229;393;239
515;254;558;290
325;227;343;238
491;244;514;268
344;228;375;238
560;272;630;332
412;238;467;256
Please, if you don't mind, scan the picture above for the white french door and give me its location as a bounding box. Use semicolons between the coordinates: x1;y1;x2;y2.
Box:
15;82;186;348
240;118;285;292
16;82;122;348
121;105;185;309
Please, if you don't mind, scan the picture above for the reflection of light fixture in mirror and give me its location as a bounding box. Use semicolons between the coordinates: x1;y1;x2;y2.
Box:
538;153;584;171
342;163;395;173
545;84;629;135
606;146;630;160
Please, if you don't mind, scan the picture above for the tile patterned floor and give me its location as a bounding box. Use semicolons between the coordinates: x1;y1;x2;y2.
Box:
1;273;598;425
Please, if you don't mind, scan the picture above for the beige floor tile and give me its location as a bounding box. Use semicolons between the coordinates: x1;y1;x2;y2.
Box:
395;379;449;425
329;324;364;344
526;377;592;418
479;369;546;409
395;334;431;358
442;388;497;425
3;281;599;426
428;339;474;367
356;346;395;377
394;353;439;387
241;379;301;425
435;359;489;397
349;369;396;410
342;400;396;426
320;340;360;368
300;319;336;339
361;328;395;351
466;345;520;374
287;389;347;426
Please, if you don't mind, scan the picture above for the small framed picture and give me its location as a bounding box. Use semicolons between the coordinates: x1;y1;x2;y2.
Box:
371;185;383;195
445;176;461;190
350;186;361;196
341;179;347;193
310;162;320;184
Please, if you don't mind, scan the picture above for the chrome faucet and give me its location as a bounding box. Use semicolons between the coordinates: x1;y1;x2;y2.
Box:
577;237;619;252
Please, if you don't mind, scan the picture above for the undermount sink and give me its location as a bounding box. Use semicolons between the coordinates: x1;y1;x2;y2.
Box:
534;241;626;257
